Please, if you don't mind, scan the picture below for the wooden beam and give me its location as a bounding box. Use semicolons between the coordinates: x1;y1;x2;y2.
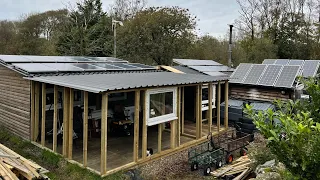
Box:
83;91;88;167
199;84;202;138
68;89;74;159
158;123;162;153
170;119;177;149
195;85;200;139
142;91;147;159
30;81;35;141
53;85;58;152
181;87;184;134
101;93;108;175
224;81;229;129
217;82;221;131
177;87;181;146
208;83;213;133
41;83;46;147
34;82;40;142
133;90;140;162
63;87;69;157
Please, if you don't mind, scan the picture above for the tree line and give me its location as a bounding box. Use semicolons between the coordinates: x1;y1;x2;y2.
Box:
1;0;320;66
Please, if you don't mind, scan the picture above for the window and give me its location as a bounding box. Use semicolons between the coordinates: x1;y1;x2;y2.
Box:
201;84;216;111
146;88;177;126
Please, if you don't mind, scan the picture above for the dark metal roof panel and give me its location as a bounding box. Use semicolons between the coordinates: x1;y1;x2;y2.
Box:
26;72;228;93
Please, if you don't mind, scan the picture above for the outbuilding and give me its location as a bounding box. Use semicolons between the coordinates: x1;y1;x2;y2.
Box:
0;55;230;176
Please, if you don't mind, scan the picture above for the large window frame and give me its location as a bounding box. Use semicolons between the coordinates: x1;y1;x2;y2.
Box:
201;84;216;111
146;87;177;126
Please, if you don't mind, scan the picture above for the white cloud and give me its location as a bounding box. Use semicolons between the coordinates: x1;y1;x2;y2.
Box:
0;0;240;38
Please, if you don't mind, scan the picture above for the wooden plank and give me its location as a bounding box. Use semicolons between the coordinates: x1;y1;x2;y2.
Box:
199;84;202;138
30;81;35;141
83;91;88;167
158;123;162;153
170;119;177;149
160;66;184;74
68;89;74;159
41;83;46;147
34;82;40;142
101;93;108;175
208;83;213;133
142;91;147;159
217;82;221;132
133;90;140;162
53;85;58;152
62;88;69;157
181;87;184;134
224;81;229;129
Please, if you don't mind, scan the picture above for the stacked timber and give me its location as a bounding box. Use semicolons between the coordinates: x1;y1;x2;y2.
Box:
211;155;251;180
0;144;48;180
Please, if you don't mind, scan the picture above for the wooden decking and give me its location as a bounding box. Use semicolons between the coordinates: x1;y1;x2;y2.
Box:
45;120;221;172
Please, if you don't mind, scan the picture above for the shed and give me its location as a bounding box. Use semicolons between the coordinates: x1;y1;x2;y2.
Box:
0;55;230;176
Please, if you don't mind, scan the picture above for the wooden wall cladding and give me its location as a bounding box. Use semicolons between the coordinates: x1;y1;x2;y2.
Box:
0;66;31;139
230;85;291;102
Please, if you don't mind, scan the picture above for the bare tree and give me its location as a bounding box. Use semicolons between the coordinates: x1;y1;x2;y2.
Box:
236;0;259;40
110;0;147;20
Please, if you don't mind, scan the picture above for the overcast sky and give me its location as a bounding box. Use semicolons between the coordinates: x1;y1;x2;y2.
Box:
0;0;240;38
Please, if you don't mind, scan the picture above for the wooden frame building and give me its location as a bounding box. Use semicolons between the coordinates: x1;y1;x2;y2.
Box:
0;55;229;176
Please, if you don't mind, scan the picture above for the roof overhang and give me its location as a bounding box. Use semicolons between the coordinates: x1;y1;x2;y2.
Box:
25;72;229;93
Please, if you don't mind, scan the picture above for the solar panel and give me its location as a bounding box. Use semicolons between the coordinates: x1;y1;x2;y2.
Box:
274;65;300;88
262;59;276;64
288;60;304;66
43;63;83;72
111;63;140;69
229;63;253;83
85;57;128;63
91;63;124;70
275;59;289;65
202;71;228;76
173;59;222;66
13;63;57;73
189;65;230;72
0;55;37;63
302;60;320;77
243;64;267;85
258;65;283;86
72;63;106;71
129;63;156;69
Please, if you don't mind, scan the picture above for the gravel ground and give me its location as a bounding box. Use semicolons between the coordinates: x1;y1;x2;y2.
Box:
138;150;211;180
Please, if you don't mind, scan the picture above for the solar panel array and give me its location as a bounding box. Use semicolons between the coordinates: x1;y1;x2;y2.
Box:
258;65;283;86
262;59;319;77
302;60;319;77
229;64;252;83
274;65;300;88
0;55;128;63
0;55;157;74
230;63;300;88
12;62;156;73
243;64;267;85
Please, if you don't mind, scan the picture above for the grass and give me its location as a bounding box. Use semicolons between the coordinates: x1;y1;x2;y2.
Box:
0;128;126;180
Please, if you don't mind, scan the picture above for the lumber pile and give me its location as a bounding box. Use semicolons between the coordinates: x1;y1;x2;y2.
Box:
0;144;48;180
211;156;252;180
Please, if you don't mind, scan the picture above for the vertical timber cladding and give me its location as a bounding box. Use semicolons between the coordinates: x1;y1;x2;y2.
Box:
0;66;31;139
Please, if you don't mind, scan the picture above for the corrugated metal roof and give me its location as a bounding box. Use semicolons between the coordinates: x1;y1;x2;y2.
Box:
26;72;228;93
172;66;204;75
